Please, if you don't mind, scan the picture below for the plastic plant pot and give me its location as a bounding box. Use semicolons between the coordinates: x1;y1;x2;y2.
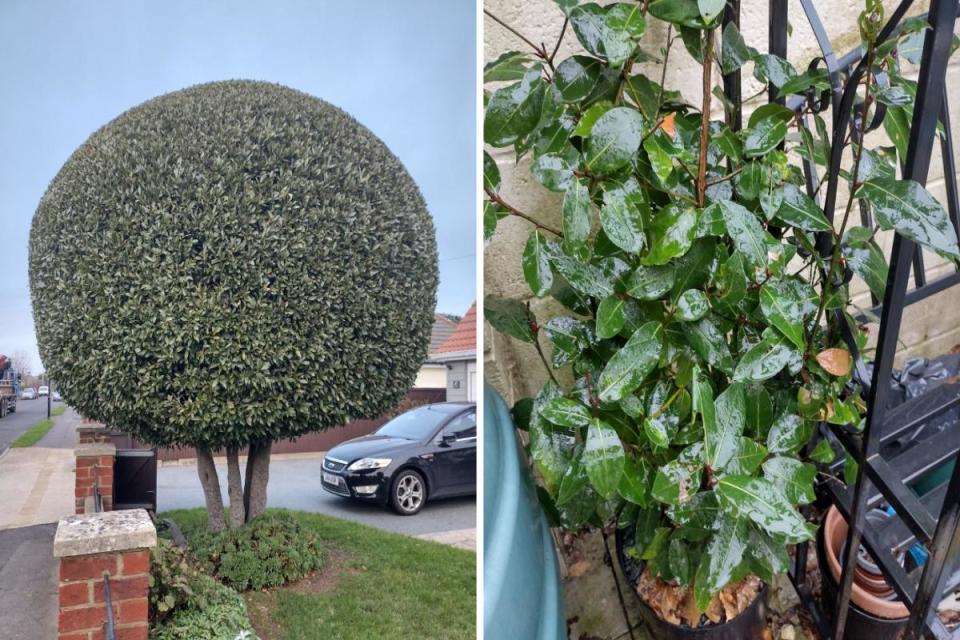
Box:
817;506;908;639
483;385;566;640
615;526;770;639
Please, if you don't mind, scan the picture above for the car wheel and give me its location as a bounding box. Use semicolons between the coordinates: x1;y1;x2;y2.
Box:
390;470;426;515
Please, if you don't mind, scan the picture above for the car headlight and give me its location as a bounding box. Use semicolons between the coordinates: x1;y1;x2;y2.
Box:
347;457;392;471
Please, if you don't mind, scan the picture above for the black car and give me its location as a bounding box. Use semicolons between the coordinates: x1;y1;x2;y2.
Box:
321;402;476;515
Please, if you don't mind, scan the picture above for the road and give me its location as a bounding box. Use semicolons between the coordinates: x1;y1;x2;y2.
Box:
158;456;476;538
0;396;58;453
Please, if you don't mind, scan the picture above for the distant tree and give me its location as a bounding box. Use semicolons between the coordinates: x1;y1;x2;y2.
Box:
10;350;32;376
439;313;462;323
30;81;438;530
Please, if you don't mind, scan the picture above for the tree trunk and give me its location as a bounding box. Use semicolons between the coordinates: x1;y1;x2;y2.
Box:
243;441;271;522
196;448;226;532
226;448;246;527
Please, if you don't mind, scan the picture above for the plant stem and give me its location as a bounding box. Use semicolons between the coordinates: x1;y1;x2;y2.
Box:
697;30;715;208
549;17;568;66
705;164;745;187
534;335;560;386
486;188;564;237
483;10;549;62
654;26;673;115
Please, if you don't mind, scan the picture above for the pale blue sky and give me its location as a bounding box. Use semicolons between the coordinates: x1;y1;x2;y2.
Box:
0;1;476;373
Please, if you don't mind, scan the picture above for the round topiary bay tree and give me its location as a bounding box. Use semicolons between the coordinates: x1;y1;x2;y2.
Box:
29;80;438;530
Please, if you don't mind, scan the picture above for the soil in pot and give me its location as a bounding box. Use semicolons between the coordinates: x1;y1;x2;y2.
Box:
616;527;770;639
817;505;908;638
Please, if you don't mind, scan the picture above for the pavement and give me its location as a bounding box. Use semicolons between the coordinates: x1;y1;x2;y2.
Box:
158;456;477;549
0;395;59;453
0;523;58;640
0;406;77;530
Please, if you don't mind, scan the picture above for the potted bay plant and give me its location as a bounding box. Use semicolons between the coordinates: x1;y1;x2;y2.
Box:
483;0;959;636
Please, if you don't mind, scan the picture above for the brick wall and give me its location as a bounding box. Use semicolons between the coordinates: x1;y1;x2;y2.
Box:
75;443;115;514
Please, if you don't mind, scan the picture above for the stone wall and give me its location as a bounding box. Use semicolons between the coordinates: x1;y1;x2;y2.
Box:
483;0;960;405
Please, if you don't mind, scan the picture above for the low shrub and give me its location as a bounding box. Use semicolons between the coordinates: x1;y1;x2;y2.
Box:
191;511;324;591
149;539;258;640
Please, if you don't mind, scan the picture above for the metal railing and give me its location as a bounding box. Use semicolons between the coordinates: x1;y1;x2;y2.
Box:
93;475;117;640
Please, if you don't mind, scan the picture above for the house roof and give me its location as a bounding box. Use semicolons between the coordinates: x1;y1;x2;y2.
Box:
434;302;477;360
429;314;458;354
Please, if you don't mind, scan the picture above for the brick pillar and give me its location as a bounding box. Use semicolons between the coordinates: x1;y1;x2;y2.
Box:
54;509;157;640
75;442;116;514
77;420;112;445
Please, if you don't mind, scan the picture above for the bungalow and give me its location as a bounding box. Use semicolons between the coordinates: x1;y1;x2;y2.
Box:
430;303;477;402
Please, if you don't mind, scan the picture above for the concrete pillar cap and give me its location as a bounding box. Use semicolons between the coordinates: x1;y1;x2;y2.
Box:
54;509;157;558
74;442;116;457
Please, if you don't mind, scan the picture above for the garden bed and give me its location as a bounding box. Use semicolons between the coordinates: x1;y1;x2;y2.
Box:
162;508;476;640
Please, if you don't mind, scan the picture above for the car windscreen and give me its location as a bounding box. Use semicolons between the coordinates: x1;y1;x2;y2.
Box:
375;405;460;440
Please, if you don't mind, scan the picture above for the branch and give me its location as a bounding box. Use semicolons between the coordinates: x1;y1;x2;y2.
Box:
484;10;550;62
697;30;716;208
705;164;745;187
485;188;564;237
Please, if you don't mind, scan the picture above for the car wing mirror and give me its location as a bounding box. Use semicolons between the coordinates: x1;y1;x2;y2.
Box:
440;433;456;446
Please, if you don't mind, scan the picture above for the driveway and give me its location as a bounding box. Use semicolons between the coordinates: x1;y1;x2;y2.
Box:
158;456;476;546
0;396;57;453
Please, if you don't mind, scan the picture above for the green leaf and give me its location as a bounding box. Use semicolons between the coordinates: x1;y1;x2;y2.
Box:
706;382;745;470
598;321;663;402
733;338;796;382
532;151;577;192
484;202;507;240
717;200;775;272
552;254;614;298
619;456;652;505
687;317;734;373
483;151;501;191
744;114;789;157
747;525;790;583
562;178;593;255
766;413;814;455
484;296;535;343
762;456;816;504
725;437;768;475
744;384;774;435
859;177;960;261
523;231;554;297
647;0;703;29
651;458;702;505
883;106;910;164
644;414;676;448
774;183;832;231
553;0;580;17
554;55;604;102
570;3;647;67
669;537;694;585
596;295;627;338
585;106;645;174
809;437;836;464
670;238;715;299
721;22;757;74
574;101;615;137
484;68;545;147
584;418;625;498
753;53;797;89
676;289;709;321
542;397;592;428
694;513;748;611
626;264;675;300
600;181;647;253
530;385;570;493
484;50;533;83
716;475;814;543
642;205;698;266
643;131;675;184
759;277;817;350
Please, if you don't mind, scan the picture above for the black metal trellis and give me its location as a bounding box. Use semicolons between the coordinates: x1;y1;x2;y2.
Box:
722;0;960;638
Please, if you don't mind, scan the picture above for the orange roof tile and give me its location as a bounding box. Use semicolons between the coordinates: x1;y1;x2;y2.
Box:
435;302;477;355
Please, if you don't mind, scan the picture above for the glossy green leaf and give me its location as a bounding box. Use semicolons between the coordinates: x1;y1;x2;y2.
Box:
716;475;814;543
484;296;536;343
484;68;545;147
883;106;910;164
584;418;625;498
759;278;817;350
598;321;663;402
596;295;627;338
766;413;814;455
693;513;748;611
644;414;676;448
555;55;604;102
762;456;816;505
552;254;615;298
721;22;757;74
718;200;774;271
859;177;960;261
733;338;796;382
619;456;652;506
532;151;577;192
483;151;501;192
600;183;647;253
647;0;703;29
642;206;698;266
744;384;774;435
574;101;615;137
651;458;702;506
542;397;592;428
626;264;675;300
484;202;507;240
670;238;715;299
809;437;836;464
643;131;675;184
744;114;788;157
562;178;593;255
687;317;735;373
752;53;797;89
586;106;645;174
725;437;768;475
697;0;725;22
775;183;832;231
523;231;554;297
676;289;709;321
706;382;745;470
484;50;534;83
747;526;790;583
570;3;647;67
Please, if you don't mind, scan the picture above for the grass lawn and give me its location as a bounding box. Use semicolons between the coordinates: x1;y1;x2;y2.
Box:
10;418;54;447
52;405;65;417
163;508;476;640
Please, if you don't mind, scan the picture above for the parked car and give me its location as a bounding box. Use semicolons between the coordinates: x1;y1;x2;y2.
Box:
321;402;476;515
21;388;37;400
52;391;62;402
38;385;49;397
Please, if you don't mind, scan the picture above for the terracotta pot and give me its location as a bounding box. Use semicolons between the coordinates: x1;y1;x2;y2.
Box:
822;505;909;619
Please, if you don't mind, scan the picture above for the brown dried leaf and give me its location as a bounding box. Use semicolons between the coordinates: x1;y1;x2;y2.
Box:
816;348;852;376
660;112;677;137
567;560;591;577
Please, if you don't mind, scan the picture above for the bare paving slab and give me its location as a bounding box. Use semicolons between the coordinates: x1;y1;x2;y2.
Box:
0;523;58;640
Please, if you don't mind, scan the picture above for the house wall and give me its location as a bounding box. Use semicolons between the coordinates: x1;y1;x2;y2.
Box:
415;364;448;389
446;359;478;403
483;0;960;406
